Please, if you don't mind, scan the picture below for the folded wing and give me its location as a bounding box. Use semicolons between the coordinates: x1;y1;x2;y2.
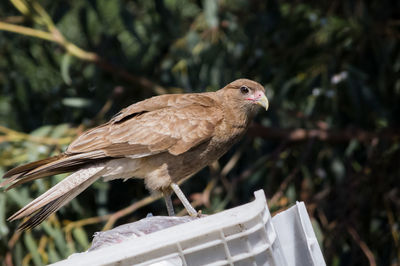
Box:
67;94;223;157
1;93;223;189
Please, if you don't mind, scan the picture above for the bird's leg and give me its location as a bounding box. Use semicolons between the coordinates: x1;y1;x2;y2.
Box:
163;190;175;216
170;183;198;216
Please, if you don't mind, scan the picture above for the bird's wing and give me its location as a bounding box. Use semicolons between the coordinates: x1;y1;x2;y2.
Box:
67;94;223;157
110;93;217;123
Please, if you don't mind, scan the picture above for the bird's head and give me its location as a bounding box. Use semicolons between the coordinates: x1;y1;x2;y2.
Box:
220;79;269;116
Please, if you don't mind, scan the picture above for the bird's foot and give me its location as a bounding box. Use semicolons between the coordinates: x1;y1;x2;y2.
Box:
170;183;200;217
193;209;206;218
163;191;175;216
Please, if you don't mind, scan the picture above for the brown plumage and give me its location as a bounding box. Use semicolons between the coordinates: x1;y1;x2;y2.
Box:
1;79;269;230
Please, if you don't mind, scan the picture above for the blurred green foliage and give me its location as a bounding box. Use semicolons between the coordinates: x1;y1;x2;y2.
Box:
0;0;399;265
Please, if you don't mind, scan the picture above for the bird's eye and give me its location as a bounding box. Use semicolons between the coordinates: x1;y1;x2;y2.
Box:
240;86;249;94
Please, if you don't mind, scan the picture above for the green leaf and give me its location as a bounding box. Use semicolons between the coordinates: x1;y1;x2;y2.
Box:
50;124;70;138
7;188;31;208
62;98;91;108
47;242;61;264
14;242;24;266
73;227;90;250
42;222;69;256
311;218;324;250
345;140;359;157
30;125;53;137
61;53;72;85
0;193;9;236
204;0;218;28
24;232;43;266
331;158;345;180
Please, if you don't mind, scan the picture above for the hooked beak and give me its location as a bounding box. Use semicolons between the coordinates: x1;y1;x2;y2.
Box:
256;93;269;111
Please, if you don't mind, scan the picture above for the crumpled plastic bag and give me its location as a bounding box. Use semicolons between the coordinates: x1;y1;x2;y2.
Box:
89;214;199;251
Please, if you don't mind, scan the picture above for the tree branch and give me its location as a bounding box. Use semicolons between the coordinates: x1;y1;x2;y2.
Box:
248;124;399;143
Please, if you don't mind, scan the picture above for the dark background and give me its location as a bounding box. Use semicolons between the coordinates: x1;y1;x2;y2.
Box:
0;0;399;265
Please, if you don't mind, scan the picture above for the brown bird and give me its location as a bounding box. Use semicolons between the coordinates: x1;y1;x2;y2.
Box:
1;79;268;230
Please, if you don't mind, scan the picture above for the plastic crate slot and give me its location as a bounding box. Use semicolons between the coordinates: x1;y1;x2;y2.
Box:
181;238;224;254
180;231;221;250
139;253;182;266
184;244;227;266
225;222;265;242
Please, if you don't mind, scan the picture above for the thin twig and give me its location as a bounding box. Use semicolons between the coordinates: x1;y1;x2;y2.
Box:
4;230;22;266
0;16;25;23
218;141;247;191
0;21;53;41
269;167;299;206
270;138;314;206
64;195;160;233
347;226;377;266
384;197;400;262
102;195;159;230
0;125;73;145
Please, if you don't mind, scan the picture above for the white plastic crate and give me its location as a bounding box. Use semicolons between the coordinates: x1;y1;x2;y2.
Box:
273;201;326;266
52;190;325;266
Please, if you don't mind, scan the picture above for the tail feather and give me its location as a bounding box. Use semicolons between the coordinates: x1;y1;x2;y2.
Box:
5;169;69;191
9;164;107;230
0;151;107;190
0;155;65;188
2;155;65;179
18;193;69;231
